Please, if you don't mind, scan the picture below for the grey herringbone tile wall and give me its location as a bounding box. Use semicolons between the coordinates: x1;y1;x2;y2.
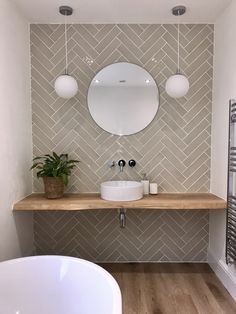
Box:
31;24;213;261
31;24;213;193
34;209;209;262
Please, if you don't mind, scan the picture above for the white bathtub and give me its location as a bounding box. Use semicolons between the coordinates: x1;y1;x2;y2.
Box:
0;255;122;314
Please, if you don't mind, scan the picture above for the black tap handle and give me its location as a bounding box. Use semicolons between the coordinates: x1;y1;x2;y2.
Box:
128;159;136;168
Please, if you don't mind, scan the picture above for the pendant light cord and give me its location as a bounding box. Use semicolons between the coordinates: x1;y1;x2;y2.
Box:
177;21;180;72
64;13;68;75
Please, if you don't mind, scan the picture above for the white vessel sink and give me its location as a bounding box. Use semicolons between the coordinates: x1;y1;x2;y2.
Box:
101;181;143;201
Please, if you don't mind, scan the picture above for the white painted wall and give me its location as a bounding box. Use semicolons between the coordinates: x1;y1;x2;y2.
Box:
210;0;236;300
0;0;33;260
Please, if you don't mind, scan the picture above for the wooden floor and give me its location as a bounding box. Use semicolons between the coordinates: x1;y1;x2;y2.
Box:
102;263;236;314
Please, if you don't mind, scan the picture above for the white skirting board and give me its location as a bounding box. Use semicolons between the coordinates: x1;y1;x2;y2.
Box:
208;250;236;301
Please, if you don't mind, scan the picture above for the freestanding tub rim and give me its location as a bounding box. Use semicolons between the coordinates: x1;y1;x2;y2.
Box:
0;255;122;314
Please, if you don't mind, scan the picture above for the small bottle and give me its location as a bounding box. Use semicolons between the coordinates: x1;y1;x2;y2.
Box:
150;183;158;194
141;173;149;195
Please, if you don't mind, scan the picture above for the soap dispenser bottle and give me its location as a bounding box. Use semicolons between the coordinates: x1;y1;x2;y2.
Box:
141;173;149;195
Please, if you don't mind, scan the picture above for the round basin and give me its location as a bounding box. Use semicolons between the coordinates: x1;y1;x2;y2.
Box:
101;180;143;201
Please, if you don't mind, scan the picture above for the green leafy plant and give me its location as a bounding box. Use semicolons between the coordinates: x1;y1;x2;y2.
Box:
31;152;79;186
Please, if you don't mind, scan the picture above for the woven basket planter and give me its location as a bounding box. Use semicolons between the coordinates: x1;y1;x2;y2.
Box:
43;177;64;199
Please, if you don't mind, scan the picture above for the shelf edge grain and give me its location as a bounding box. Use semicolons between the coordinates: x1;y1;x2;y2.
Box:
13;193;227;211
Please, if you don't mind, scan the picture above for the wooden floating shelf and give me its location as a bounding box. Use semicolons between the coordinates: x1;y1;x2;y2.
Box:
13;193;226;211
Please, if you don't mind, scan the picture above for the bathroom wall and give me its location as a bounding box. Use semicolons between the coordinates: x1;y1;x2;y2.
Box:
0;0;33;261
31;24;213;261
210;0;236;300
35;209;209;262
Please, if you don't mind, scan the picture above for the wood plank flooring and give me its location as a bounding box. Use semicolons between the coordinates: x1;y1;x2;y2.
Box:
101;263;236;314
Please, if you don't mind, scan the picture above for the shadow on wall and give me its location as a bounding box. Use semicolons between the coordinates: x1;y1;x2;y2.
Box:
13;211;34;257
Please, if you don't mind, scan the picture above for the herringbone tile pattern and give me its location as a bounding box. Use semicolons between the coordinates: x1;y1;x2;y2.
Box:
31;24;213;193
34;209;209;262
31;24;213;261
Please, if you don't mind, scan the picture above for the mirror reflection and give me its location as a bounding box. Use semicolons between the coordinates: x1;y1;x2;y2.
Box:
87;62;159;136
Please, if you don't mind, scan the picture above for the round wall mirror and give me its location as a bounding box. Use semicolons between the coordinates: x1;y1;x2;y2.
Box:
87;62;159;136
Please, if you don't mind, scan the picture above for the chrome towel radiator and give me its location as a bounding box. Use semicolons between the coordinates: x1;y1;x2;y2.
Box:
226;99;236;264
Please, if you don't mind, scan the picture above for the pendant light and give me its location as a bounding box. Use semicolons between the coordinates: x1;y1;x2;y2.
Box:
165;6;189;98
54;6;78;99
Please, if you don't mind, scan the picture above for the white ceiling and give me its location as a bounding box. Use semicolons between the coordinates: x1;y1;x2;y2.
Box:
14;0;231;23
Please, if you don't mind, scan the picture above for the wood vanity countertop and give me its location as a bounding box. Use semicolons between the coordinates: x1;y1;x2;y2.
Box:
13;193;226;211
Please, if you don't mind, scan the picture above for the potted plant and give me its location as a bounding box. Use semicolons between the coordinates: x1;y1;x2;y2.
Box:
31;152;79;199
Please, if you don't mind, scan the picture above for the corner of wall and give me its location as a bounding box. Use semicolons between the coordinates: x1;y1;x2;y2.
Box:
208;249;236;301
0;0;34;261
209;0;236;301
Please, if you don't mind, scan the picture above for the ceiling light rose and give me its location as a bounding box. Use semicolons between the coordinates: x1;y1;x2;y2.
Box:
54;6;78;99
165;5;189;99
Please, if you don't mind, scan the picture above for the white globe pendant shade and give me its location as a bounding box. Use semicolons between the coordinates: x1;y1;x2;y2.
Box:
165;73;189;99
54;74;78;99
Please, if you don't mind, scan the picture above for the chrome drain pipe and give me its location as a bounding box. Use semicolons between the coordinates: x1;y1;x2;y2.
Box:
119;209;126;228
